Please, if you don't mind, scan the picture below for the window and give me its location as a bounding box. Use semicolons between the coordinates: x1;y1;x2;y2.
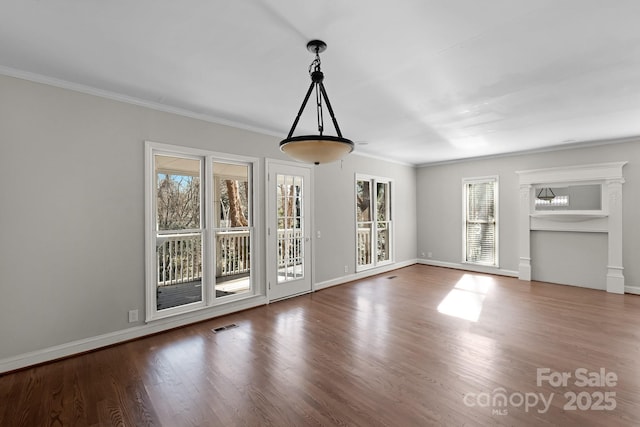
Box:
145;142;258;321
356;175;393;271
463;176;498;266
535;195;569;208
154;155;204;310
212;162;252;296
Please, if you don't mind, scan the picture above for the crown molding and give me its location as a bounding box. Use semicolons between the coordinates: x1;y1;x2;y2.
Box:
417;136;640;168
0;65;282;139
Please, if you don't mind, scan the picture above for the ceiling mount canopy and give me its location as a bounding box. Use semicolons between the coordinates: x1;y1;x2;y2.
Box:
279;40;354;165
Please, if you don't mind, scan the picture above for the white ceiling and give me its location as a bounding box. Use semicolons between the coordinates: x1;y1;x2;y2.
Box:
2;0;640;165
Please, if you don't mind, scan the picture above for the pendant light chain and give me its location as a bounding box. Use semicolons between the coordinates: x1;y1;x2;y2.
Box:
316;79;324;135
310;50;324;135
279;40;354;164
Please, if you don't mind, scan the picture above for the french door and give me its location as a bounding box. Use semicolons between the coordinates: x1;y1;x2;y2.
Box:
267;161;312;301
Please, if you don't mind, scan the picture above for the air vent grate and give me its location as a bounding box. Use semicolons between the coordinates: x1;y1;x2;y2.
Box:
387;275;397;279
212;324;238;333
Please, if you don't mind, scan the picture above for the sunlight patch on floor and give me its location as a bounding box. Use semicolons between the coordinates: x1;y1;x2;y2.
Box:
216;277;250;293
437;274;493;322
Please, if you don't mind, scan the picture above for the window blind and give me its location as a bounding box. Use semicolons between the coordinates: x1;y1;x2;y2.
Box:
465;180;496;265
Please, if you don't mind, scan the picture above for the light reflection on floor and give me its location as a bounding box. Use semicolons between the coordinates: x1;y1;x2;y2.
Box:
355;294;390;355
437;274;494;322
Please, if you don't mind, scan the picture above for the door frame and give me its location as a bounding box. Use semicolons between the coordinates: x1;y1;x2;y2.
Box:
265;158;314;301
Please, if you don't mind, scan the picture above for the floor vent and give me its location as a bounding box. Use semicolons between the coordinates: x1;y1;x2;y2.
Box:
212;324;238;333
387;275;397;279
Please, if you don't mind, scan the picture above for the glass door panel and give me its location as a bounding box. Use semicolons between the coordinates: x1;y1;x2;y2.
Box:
277;174;305;282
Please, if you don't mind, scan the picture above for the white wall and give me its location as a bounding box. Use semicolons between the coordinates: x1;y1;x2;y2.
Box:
531;231;607;289
416;141;640;288
313;155;417;284
0;74;417;366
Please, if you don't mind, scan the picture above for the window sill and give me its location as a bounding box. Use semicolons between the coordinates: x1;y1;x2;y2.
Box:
462;261;499;269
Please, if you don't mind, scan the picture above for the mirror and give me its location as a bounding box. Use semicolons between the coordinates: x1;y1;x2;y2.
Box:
534;184;601;211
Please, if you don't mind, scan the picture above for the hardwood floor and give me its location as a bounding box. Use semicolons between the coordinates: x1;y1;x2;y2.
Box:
1;264;639;426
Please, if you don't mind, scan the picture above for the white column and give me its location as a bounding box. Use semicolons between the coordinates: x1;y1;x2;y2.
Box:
518;184;532;281
606;178;624;293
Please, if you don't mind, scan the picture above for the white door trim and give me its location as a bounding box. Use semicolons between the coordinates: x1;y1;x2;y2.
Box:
265;159;314;301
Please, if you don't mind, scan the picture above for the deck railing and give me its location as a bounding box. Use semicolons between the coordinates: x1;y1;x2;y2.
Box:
277;229;304;269
216;230;251;277
157;229;311;286
156;230;254;286
157;233;202;286
357;227;372;266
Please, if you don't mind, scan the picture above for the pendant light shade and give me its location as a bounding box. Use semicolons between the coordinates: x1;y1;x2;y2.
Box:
280;135;354;164
536;187;556;201
280;40;354;165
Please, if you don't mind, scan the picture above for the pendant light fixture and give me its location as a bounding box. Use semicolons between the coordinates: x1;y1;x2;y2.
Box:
536;187;556;201
280;40;354;165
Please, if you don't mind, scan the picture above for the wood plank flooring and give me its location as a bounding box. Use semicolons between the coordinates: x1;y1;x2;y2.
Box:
1;264;639;426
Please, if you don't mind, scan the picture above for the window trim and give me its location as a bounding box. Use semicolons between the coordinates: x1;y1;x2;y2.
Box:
145;141;260;322
355;173;394;272
462;175;499;268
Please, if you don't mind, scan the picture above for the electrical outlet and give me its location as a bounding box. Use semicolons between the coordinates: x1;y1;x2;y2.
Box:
344;265;348;273
427;252;433;258
128;309;139;323
421;252;425;257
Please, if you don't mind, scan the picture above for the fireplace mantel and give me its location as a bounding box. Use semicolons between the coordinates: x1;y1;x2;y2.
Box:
516;162;627;293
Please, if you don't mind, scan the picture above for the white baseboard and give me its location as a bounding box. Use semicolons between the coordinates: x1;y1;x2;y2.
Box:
417;259;519;277
0;296;267;374
625;285;640;295
314;259;418;291
418;259;640;295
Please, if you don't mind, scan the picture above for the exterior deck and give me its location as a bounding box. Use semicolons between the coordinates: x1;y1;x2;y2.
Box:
157;275;251;310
